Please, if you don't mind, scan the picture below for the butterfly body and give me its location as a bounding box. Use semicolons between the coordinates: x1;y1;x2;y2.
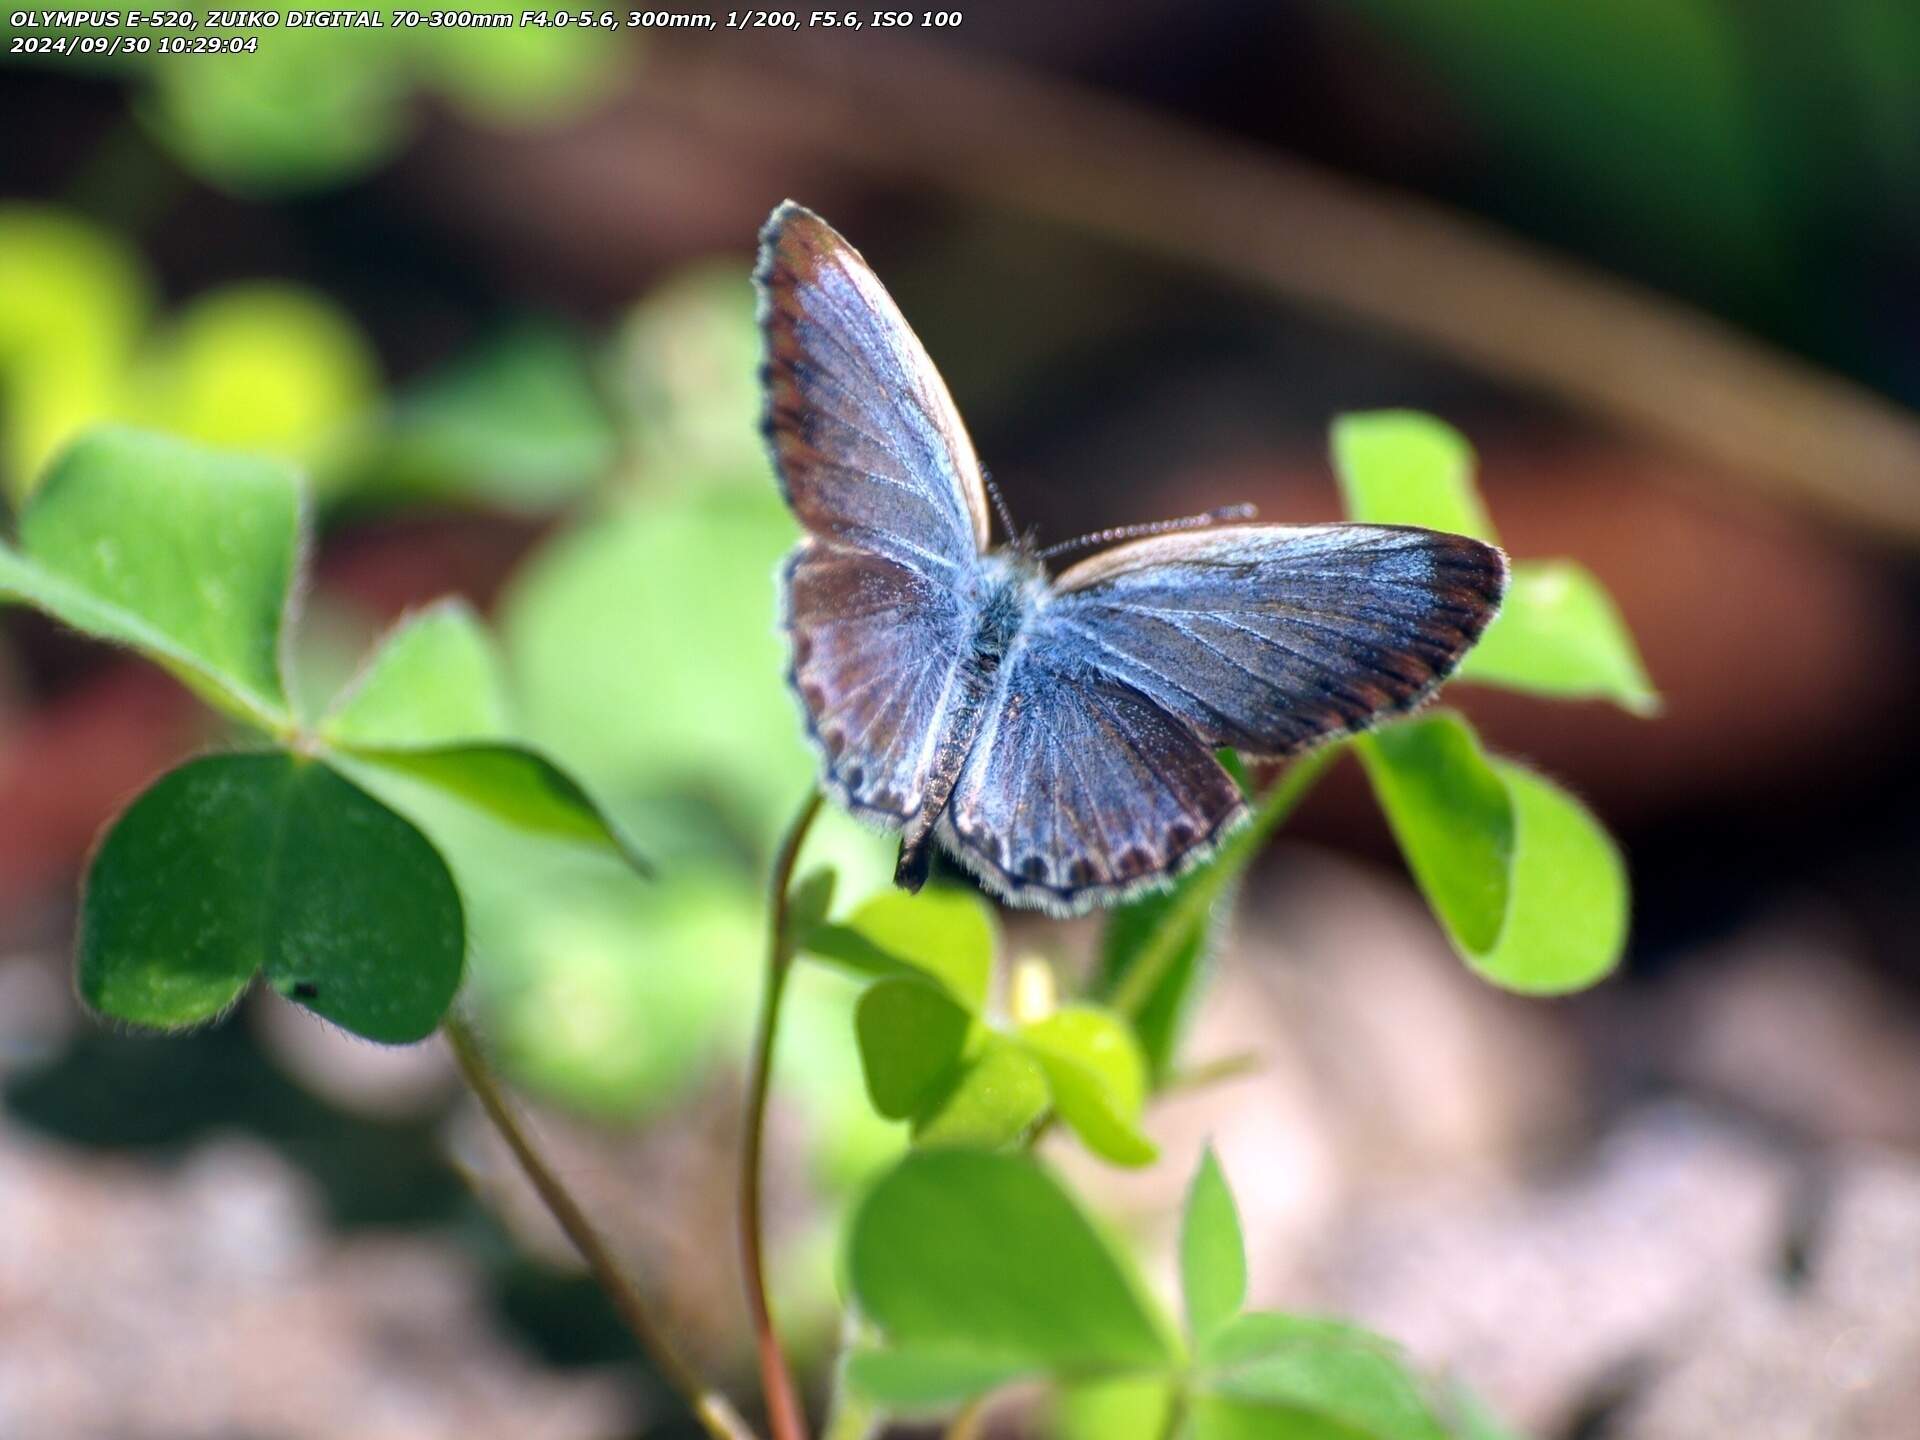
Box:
758;202;1508;914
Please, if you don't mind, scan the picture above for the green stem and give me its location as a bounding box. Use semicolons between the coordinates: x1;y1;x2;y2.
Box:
1111;745;1340;1018
443;1014;756;1440
741;788;826;1440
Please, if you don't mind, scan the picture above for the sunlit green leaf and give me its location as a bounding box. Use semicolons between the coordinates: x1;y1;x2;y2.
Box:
1359;712;1625;993
856;977;972;1120
1019;1005;1156;1167
847;1150;1177;1406
804;889;996;1010
911;1036;1050;1150
0;205;149;494
79;753;463;1044
0;426;298;730
1182;1148;1247;1345
1055;1375;1178;1440
1197;1313;1448;1440
322;600;511;745
126;283;377;480
1458;559;1658;714
1332;411;1495;541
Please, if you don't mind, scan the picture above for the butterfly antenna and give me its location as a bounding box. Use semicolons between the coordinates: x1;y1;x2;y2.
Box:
982;470;1020;544
1036;503;1258;562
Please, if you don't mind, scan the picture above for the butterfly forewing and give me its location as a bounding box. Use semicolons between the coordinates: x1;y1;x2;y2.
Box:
757;202;991;571
1044;524;1507;757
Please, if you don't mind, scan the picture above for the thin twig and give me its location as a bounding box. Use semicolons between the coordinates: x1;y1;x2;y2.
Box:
443;1014;756;1440
741;788;826;1440
639;36;1920;545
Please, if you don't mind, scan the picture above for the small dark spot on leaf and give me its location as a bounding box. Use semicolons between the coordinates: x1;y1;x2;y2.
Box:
290;981;320;1000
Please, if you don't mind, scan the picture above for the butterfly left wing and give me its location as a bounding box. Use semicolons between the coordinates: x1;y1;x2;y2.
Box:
939;524;1505;912
759;202;991;829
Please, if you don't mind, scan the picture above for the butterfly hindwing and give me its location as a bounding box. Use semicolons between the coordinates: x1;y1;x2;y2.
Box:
1045;524;1507;757
757;202;991;574
783;542;972;827
941;644;1247;914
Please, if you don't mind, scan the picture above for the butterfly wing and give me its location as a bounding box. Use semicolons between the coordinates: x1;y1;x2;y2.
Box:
940;524;1505;911
759;202;989;828
940;641;1248;914
757;201;991;570
1045;524;1508;754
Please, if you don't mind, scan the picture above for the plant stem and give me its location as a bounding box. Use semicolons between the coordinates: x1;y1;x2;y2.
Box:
443;1015;757;1440
742;787;826;1440
1111;745;1340;1019
942;1396;988;1440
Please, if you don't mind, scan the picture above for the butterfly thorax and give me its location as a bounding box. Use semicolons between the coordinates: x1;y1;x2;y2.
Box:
891;550;1047;892
968;548;1049;663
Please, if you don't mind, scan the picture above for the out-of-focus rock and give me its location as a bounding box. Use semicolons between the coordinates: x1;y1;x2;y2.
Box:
1616;1155;1920;1440
1640;910;1920;1149
0;1121;638;1440
1051;847;1589;1311
1298;1106;1798;1436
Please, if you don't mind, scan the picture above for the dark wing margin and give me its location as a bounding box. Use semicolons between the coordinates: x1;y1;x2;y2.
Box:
783;540;971;830
940;646;1247;915
1044;524;1507;757
756;201;991;573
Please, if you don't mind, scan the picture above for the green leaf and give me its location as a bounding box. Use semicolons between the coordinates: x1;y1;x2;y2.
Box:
342;744;649;875
842;1347;1030;1413
1332;412;1495;541
127;283;377;478
1055;1375;1179;1440
0;205;150;495
788;866;839;939
803;889;996;1010
0;427;298;730
383;323;617;510
1457;560;1658;714
322;600;511;745
1182;1148;1248;1345
847;1150;1177;1406
1359;712;1626;993
911;1036;1051;1150
1019;1005;1157;1167
324;601;647;874
78;753;464;1044
856;978;973;1120
1197;1313;1448;1440
1095;870;1226;1084
142;34;407;194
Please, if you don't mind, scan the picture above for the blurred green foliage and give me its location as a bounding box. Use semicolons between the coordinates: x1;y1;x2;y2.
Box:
0;205;614;511
3;14;622;195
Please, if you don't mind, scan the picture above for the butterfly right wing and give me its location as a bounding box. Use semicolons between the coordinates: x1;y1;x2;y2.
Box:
759;202;989;829
783;541;975;828
757;201;991;572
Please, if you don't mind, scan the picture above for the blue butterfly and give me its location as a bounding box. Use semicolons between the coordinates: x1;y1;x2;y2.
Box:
757;202;1507;914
